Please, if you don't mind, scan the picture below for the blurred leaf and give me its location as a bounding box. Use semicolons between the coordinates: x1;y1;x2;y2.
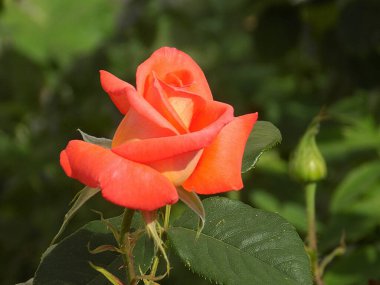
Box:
79;129;112;149
252;150;288;174
321;117;380;160
331;161;380;213
168;197;312;285
301;2;338;35
321;161;380;249
251;190;307;233
255;4;301;60
51;186;100;245
0;0;121;66
34;215;154;284
338;0;380;55
324;245;380;285
242;121;282;173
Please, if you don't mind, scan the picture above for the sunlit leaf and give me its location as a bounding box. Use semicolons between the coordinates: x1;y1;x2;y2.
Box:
167;197;312;285
242;121;282;173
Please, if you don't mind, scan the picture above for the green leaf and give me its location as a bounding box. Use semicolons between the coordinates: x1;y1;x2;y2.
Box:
79;129;112;149
167;197;312;285
177;187;205;233
51;186;100;245
89;262;124;285
331;160;380;213
320;160;380;249
35;215;154;284
242;121;282;173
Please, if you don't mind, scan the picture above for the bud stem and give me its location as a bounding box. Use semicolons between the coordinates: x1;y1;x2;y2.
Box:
305;182;324;285
306;183;317;252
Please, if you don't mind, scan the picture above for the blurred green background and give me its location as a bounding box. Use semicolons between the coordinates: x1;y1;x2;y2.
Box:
0;0;379;284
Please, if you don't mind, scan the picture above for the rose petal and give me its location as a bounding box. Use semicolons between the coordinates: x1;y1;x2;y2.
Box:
100;70;179;145
183;113;258;194
112;101;234;163
148;150;203;186
144;75;207;134
112;107;178;147
100;70;135;114
110;86;184;148
60;140;178;210
144;76;189;134
136;47;213;100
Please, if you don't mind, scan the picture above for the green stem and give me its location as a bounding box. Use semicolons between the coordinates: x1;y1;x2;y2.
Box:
305;183;324;285
306;183;317;252
119;208;136;284
164;205;171;230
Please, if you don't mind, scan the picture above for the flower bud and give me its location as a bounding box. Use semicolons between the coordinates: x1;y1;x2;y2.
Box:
289;120;327;183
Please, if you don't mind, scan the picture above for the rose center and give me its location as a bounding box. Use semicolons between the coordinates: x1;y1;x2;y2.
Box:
164;70;194;88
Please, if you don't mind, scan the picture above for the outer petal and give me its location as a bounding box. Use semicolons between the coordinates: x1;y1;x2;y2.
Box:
100;70;135;114
60;140;178;211
136;47;213;100
183;113;258;194
112;101;234;163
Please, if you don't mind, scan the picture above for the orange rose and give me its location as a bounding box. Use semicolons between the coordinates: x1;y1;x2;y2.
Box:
60;47;257;210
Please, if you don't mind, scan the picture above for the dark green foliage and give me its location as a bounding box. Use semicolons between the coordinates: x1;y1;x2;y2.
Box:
34;215;154;284
168;197;312;285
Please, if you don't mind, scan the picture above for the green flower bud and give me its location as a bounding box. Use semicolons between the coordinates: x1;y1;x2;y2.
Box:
289;120;327;183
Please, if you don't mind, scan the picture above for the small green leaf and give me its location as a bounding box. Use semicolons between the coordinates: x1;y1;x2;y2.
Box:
242;121;282;173
51;186;100;245
89;262;125;285
167;197;312;285
177;187;205;233
79;129;112;148
35;215;154;284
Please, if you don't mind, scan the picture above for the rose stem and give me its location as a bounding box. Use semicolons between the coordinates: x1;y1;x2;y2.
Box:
305;182;324;285
164;205;171;230
119;208;136;284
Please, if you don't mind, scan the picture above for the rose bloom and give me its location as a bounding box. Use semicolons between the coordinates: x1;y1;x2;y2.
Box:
60;47;257;211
